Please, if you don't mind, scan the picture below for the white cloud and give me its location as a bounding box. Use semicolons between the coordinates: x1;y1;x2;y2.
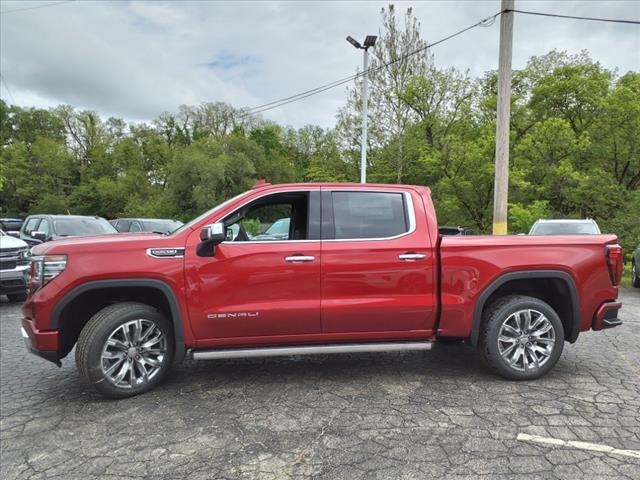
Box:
1;0;638;128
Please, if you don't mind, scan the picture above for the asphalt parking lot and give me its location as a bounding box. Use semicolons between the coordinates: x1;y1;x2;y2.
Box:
1;290;639;479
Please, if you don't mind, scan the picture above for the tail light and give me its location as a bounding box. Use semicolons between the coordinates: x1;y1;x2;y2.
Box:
605;245;623;286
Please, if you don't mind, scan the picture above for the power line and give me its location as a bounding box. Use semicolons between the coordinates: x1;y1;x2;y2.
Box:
241;10;503;118
0;0;74;15
507;9;640;25
244;73;362;113
240;6;638;118
0;74;17;105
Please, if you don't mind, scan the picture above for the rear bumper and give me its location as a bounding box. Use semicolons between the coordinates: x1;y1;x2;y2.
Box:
592;301;622;331
21;318;61;366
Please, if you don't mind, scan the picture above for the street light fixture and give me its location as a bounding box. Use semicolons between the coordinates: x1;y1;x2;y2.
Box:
346;36;362;49
346;34;377;183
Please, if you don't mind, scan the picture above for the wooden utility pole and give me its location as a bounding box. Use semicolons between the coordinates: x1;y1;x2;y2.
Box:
492;0;514;235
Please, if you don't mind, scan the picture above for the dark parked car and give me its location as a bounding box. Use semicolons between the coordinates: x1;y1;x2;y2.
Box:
632;243;640;288
439;226;477;236
111;218;183;234
0;217;24;234
19;215;117;246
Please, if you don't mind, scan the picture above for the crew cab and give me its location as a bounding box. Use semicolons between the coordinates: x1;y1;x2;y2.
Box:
21;183;623;398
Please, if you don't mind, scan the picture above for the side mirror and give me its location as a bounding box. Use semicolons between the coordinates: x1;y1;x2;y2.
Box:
31;231;47;242
7;231;20;238
197;222;226;258
200;222;226;244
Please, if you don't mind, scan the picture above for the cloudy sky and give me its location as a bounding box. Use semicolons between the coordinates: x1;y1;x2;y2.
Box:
1;0;638;128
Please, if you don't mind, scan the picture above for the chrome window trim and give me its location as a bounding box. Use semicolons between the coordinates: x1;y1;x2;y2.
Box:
216;189;416;245
216;188;320;246
324;190;416;243
221;239;319;245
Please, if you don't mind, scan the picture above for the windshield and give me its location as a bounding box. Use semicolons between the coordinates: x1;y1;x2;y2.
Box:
142;220;183;234
53;218;117;237
0;220;22;231
530;222;599;235
166;191;250;236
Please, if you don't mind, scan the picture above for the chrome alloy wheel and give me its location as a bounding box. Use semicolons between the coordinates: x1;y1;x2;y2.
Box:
497;309;556;372
100;319;167;389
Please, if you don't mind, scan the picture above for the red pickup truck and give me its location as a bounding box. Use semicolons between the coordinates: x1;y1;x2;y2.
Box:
21;182;623;398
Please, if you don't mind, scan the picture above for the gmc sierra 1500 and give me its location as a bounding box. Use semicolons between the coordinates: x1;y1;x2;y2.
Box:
21;183;623;398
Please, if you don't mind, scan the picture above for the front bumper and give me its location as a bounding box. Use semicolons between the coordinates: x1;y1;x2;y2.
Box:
21;318;61;366
592;301;622;331
0;264;29;295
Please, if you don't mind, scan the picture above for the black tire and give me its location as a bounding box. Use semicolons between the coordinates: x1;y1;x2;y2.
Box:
7;292;27;303
632;261;640;288
76;302;175;399
479;295;564;380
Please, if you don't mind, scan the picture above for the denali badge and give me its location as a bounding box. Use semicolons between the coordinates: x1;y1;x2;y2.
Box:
208;312;259;319
146;248;185;258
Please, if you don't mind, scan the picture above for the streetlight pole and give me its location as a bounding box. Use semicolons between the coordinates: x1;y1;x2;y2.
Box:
347;35;377;184
361;48;369;184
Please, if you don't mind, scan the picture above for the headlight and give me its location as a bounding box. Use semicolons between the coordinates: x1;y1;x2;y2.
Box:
30;255;67;289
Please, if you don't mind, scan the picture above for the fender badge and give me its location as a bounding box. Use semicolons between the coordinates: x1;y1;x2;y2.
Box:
147;247;185;258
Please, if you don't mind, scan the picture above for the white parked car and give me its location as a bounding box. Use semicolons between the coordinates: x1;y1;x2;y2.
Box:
0;229;31;302
529;219;601;235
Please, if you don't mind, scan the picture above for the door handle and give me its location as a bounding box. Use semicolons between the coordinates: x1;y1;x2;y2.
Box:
399;253;426;261
285;255;316;263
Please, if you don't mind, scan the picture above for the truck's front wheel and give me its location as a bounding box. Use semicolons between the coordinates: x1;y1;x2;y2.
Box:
479;295;564;380
76;302;175;398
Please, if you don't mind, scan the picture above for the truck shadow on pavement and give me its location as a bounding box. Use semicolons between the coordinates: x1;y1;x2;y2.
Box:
159;343;495;394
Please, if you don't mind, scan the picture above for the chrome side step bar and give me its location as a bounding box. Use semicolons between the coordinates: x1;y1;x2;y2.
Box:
191;341;433;361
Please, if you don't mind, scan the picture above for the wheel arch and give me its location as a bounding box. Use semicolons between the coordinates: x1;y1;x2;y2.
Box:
52;279;186;360
469;270;580;346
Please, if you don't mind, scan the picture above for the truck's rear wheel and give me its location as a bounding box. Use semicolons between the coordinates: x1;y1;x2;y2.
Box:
76;302;174;398
632;261;640;288
479;295;564;380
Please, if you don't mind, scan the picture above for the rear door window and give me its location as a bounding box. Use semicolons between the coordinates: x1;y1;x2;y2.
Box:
332;192;408;240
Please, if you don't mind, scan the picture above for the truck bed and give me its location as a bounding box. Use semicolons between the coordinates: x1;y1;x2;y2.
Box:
438;234;619;341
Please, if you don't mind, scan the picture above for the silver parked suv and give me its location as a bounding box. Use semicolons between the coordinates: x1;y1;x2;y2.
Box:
529;219;601;235
0;229;30;302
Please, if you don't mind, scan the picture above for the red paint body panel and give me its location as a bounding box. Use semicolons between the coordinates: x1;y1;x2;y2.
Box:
320;186;438;334
185;240;322;341
21;318;59;351
20;182;620;358
438;235;619;338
